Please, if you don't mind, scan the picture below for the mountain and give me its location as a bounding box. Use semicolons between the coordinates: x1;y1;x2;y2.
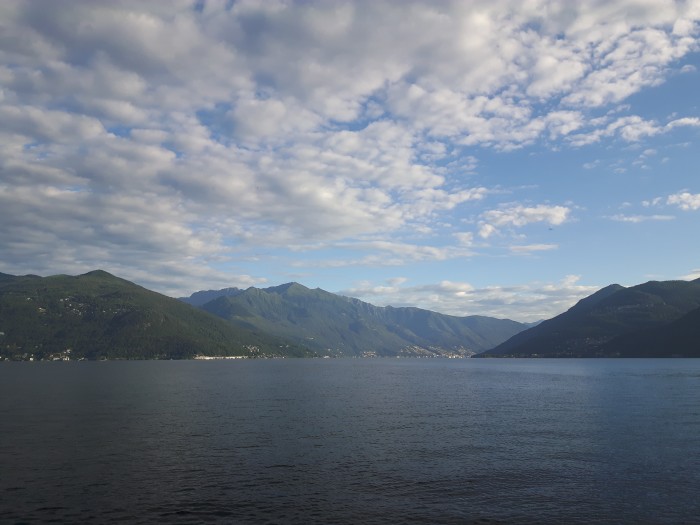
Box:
195;282;528;357
0;270;311;360
479;279;700;357
179;287;244;307
0;272;17;283
602;305;700;357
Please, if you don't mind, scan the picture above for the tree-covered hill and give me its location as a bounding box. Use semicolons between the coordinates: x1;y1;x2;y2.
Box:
602;305;700;357
0;270;310;360
479;279;700;357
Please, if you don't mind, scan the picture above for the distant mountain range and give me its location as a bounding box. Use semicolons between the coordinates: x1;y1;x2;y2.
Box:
179;282;527;357
479;278;700;357
2;270;698;360
0;270;526;360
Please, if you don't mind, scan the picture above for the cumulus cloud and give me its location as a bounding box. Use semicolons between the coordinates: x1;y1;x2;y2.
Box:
475;223;495;239
1;0;699;304
667;191;700;210
638;190;700;211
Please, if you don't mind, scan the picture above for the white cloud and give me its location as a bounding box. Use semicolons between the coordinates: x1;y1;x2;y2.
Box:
0;105;106;143
510;244;559;254
345;240;468;262
642;197;663;207
667;117;700;129
290;239;475;268
667;191;700;210
683;269;700;280
562;17;698;107
608;214;675;223
454;232;474;246
387;277;408;287
0;1;699;294
478;223;499;239
567;112;700;146
341;274;601;322
228;96;321;143
544;111;585;139
482;204;570;227
478;204;570;238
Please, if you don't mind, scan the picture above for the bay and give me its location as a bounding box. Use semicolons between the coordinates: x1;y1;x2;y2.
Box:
1;358;699;524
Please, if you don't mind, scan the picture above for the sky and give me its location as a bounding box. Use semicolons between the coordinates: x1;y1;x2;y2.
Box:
1;0;699;322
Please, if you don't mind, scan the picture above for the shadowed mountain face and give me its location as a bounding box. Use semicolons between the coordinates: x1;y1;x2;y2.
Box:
602;305;700;357
188;282;528;357
479;279;700;358
0;271;311;360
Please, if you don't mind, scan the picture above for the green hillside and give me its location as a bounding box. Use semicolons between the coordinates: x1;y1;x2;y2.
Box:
198;282;527;357
0;270;310;360
479;279;700;357
603;305;700;357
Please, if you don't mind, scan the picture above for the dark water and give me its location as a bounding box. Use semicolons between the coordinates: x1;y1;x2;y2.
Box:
1;358;699;524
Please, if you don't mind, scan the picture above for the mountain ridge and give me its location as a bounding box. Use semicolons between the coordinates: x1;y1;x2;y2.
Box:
0;270;311;360
479;278;700;357
187;281;528;357
5;270;697;360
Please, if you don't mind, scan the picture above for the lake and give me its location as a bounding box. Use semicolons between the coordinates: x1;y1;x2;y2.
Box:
1;358;699;524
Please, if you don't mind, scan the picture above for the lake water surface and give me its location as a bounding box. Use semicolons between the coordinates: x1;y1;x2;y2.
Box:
1;358;699;524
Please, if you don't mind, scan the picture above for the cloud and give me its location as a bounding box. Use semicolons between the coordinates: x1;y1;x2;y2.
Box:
478;223;499;240
0;181;266;295
1;1;699;296
290;239;475;268
380;1;699;149
567;114;700;146
509;244;559;254
642;197;664;207
352;240;467;261
667;191;700;211
482;204;570;227
478;204;570;238
228;96;321;142
454;232;474;246
683;269;700;280
608;214;675;223
340;274;601;322
562;25;696;107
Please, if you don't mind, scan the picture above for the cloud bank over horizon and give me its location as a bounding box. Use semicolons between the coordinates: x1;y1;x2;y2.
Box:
1;0;699;321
